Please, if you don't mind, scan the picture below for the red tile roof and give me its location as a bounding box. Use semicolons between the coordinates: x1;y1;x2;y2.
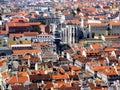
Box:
10;17;28;23
23;32;38;36
1;71;9;79
9;33;24;37
52;74;69;80
91;44;103;50
69;65;81;71
92;66;118;76
30;70;45;75
6;75;28;84
12;49;42;55
0;60;6;67
109;20;120;25
6;22;41;27
0;30;7;35
104;47;116;52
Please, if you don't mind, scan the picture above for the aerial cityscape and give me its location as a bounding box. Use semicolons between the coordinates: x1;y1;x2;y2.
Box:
0;0;120;90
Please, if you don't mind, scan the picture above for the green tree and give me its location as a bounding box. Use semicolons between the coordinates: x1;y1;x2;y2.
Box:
77;7;81;14
35;26;42;34
0;16;2;20
71;10;76;16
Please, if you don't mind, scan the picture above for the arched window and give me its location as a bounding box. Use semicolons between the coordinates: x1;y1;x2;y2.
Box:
92;33;95;38
87;34;89;38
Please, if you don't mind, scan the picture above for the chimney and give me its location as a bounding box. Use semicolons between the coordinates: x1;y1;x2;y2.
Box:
41;80;44;85
64;79;67;83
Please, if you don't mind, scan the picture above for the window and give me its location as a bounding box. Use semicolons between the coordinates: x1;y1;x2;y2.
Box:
92;33;95;38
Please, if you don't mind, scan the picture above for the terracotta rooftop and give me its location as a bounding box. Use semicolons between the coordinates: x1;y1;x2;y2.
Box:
12;49;42;55
0;60;6;67
109;20;120;25
54;81;71;89
1;71;9;79
91;43;103;50
86;7;96;12
6;74;28;84
69;65;81;71
30;70;45;75
6;22;41;27
43;82;53;89
10;17;28;23
52;74;69;80
9;33;24;37
65;19;81;24
23;32;38;36
92;66;119;76
104;47;116;52
0;30;7;35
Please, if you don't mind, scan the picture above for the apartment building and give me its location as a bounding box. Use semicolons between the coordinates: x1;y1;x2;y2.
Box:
26;5;50;12
88;22;108;38
88;20;120;38
109;20;120;35
6;17;41;33
32;33;55;45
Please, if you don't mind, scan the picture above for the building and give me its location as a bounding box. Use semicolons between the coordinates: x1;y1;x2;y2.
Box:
88;22;108;38
6;22;41;34
109;20;120;35
61;23;83;44
6;17;41;34
32;33;55;45
0;0;7;4
29;16;60;24
26;5;50;12
88;20;120;38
